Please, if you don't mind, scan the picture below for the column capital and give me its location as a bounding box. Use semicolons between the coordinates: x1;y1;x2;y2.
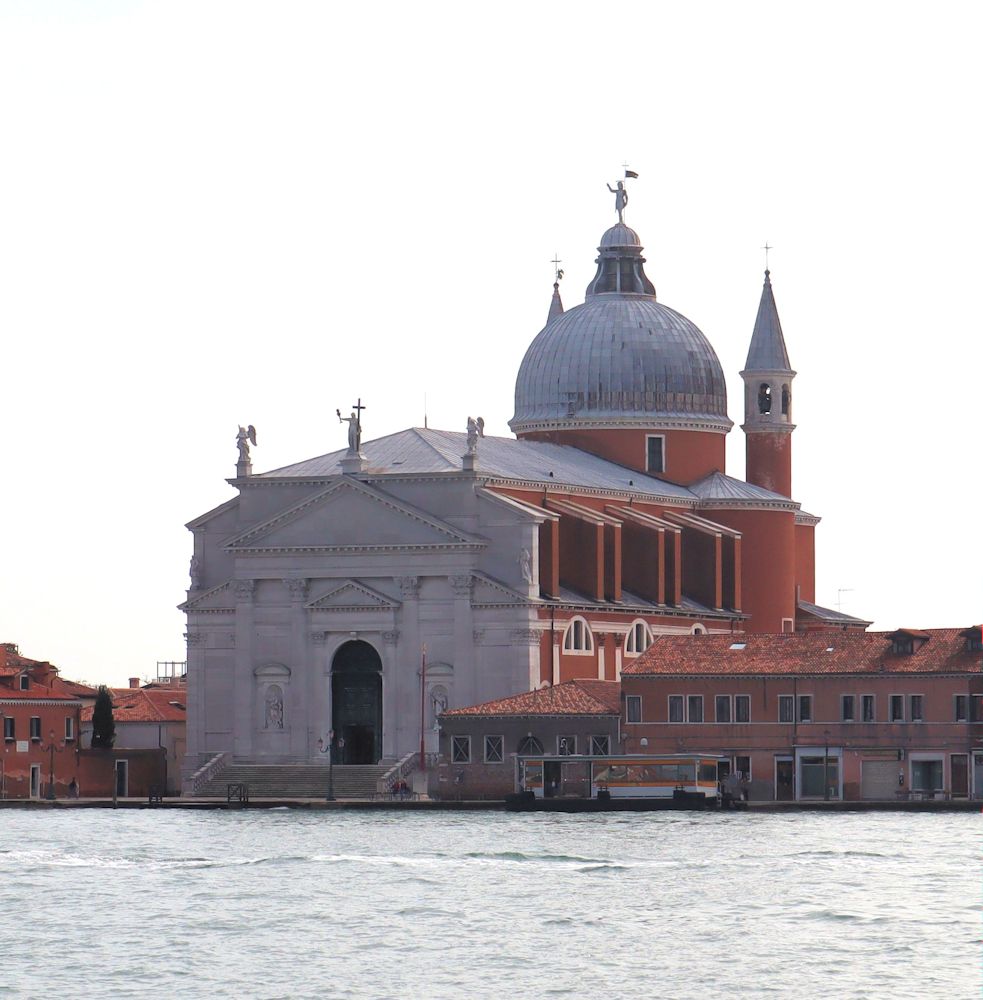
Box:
283;578;309;601
232;579;256;602
396;576;420;599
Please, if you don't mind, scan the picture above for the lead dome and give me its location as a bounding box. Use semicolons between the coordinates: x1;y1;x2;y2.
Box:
510;223;730;432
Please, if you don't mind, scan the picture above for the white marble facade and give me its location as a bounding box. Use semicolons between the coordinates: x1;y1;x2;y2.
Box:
181;470;544;778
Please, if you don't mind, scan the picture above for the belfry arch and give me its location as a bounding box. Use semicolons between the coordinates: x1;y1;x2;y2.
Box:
331;640;383;764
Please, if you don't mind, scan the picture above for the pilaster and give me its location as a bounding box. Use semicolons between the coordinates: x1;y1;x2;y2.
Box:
283;578;309;756
232;579;256;757
396;576;421;753
449;574;475;706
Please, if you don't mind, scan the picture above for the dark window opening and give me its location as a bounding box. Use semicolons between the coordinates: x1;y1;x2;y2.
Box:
841;695;855;722
862;695;875;722
758;383;772;415
735;695;750;723
892;638;914;655
590;735;610;755
626;695;642;723
646;436;664;475
781;384;790;415
797;695;813;723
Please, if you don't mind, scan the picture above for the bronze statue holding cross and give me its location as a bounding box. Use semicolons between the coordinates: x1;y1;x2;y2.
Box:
337;398;366;454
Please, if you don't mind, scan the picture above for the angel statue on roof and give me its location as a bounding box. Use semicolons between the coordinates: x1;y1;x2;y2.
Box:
237;424;257;462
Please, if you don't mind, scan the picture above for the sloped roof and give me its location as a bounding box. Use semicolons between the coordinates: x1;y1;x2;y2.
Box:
444;678;622;718
81;687;187;724
257;428;696;501
689;471;794;505
797;600;872;627
623;629;983;677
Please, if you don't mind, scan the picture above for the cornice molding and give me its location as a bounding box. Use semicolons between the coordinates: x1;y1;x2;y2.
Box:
511;416;733;435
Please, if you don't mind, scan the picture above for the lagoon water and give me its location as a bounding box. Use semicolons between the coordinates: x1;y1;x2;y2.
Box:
2;809;978;999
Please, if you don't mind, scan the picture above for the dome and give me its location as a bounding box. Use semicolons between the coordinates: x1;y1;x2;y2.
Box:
511;222;730;433
599;223;641;248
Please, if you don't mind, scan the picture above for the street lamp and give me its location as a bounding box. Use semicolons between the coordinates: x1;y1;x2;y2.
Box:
317;730;343;802
823;728;831;802
40;729;66;801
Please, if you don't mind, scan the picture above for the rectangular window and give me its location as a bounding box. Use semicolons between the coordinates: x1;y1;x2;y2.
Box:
797;695;813;723
910;695;923;722
890;695;904;723
557;736;576;756
3;717;13;740
735;695;750;723
668;695;684;723
65;717;75;741
19;673;29;690
862;695;875;722
590;735;610;756
483;735;504;764
841;695;855;722
735;755;751;780
687;696;704;724
626;695;642;723
451;735;471;764
30;717;41;741
715;695;731;723
646;435;665;474
778;695;794;723
954;695;968;722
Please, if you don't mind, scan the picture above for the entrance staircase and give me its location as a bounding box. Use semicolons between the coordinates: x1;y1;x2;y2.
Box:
193;757;391;799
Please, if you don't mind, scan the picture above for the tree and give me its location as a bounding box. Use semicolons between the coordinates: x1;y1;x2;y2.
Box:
90;686;116;749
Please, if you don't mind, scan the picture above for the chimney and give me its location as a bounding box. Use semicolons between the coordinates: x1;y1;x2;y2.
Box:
129;677;140;689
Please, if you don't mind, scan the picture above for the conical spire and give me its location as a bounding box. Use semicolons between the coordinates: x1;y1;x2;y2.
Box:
744;270;791;372
546;281;564;324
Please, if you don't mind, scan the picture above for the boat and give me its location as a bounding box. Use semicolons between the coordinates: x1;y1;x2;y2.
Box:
505;752;744;812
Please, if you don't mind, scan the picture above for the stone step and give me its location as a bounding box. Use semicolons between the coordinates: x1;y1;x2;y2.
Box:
194;760;393;799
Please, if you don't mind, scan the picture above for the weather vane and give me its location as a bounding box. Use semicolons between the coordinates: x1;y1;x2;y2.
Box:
552;252;564;284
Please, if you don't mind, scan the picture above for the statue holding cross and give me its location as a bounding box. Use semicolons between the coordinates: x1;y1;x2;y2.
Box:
337;398;366;454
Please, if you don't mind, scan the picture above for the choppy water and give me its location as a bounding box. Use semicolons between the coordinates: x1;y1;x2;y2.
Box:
2;809;978;999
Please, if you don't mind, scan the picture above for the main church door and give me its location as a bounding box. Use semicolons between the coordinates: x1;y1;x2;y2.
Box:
331;640;383;764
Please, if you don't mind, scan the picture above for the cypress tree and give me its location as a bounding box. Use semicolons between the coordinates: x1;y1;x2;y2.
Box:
91;685;116;749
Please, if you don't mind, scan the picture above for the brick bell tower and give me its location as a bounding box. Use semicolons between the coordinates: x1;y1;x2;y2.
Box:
741;269;795;497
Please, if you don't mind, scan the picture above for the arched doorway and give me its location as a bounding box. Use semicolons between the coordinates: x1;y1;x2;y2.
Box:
331;640;382;764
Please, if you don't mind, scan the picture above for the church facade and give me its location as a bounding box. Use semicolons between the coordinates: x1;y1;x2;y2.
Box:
182;190;861;778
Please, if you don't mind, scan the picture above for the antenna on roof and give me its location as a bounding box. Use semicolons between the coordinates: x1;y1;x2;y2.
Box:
836;588;854;612
424;393;428;430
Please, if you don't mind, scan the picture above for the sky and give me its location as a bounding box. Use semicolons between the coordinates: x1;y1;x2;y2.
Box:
1;1;980;685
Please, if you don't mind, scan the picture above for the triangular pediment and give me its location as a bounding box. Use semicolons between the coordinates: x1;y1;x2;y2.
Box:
471;572;540;607
224;479;484;553
178;581;234;613
306;580;400;612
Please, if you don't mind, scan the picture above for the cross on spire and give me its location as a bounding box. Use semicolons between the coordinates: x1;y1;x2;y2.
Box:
551;253;563;284
762;242;773;271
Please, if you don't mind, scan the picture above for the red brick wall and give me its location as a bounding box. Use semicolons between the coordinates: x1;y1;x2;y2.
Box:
746;430;792;497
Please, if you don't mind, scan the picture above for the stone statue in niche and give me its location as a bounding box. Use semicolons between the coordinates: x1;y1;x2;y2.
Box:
430;685;449;729
265;684;284;730
519;548;533;584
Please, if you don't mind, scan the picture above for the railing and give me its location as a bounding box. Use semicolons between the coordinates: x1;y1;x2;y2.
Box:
190;752;229;795
377;752;418;796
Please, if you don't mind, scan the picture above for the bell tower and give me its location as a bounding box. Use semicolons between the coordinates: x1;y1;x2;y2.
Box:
741;269;795;497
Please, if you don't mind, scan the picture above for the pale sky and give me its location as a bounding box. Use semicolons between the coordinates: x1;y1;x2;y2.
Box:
2;1;980;685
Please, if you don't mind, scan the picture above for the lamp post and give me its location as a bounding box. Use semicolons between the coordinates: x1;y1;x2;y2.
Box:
317;730;343;802
40;729;66;801
823;728;831;802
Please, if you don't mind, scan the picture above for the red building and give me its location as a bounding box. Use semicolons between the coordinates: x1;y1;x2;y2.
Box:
620;627;983;800
0;643;86;799
503;212;866;684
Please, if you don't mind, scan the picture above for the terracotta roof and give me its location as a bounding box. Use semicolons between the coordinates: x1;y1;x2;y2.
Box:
0;687;80;703
444;679;621;718
81;687;187;724
58;679;99;698
624;629;983;677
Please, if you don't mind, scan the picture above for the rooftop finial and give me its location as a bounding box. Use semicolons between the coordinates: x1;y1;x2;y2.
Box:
236;424;257;476
551;252;564;287
607;167;638;224
762;241;772;277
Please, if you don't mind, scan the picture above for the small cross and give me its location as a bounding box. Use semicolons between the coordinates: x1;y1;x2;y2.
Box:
762;242;772;270
352;398;366;425
551;253;563;283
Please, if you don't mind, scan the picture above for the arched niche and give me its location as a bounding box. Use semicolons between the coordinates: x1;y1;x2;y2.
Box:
254;662;291;734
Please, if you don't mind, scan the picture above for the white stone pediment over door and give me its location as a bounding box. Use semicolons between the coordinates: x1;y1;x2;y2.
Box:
306;580;401;613
223;480;484;553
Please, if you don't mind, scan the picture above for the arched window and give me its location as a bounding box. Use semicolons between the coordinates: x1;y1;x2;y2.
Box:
562;617;594;653
517;735;544;755
758;383;772;415
691;624;707;636
781;384;791;416
625;620;653;656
